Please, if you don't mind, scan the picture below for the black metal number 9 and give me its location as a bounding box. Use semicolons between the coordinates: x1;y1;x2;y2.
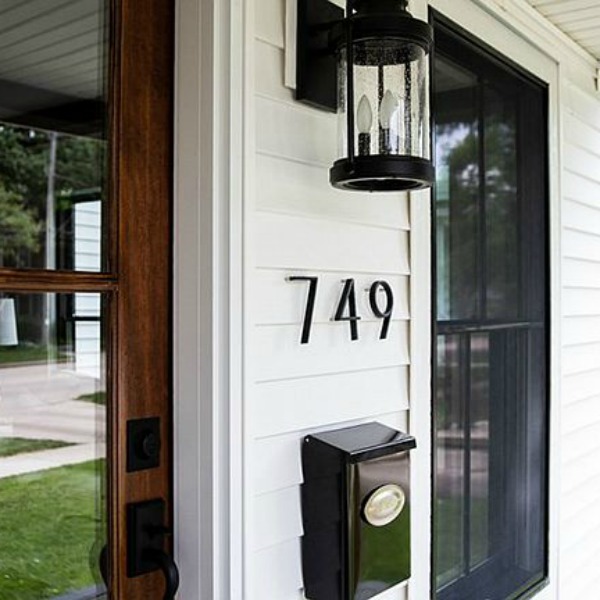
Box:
369;281;394;340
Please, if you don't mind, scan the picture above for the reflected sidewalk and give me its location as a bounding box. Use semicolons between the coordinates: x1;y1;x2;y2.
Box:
0;442;106;479
0;362;106;478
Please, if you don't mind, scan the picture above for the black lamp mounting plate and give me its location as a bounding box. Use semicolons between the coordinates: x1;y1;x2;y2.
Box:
296;0;343;112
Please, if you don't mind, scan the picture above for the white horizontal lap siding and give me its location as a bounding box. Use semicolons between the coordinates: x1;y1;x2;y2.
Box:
246;3;410;597
75;201;101;272
560;81;600;597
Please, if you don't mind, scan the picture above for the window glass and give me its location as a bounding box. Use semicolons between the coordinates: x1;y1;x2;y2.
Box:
0;0;107;273
435;334;465;589
435;58;479;321
484;85;519;319
433;23;548;600
0;292;106;599
469;333;489;568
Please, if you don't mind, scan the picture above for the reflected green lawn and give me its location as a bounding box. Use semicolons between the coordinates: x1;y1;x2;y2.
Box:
0;345;65;366
76;392;106;406
0;438;72;459
0;460;104;599
359;507;411;586
435;497;488;587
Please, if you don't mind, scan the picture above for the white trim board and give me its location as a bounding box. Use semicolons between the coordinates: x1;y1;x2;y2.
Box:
174;0;246;597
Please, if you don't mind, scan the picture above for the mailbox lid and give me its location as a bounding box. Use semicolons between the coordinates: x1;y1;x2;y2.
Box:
307;422;416;463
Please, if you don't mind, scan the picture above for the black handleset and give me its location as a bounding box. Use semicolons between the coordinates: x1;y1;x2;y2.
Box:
98;499;179;600
127;498;180;600
99;418;178;599
142;548;180;600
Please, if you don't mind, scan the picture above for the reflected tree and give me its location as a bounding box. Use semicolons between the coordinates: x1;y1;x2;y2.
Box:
0;124;105;269
0;183;40;262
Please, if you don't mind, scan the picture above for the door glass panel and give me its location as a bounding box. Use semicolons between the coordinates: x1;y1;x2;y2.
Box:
0;1;108;272
0;292;106;599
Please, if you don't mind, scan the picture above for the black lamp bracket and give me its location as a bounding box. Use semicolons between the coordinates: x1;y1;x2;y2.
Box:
296;0;431;112
296;0;344;112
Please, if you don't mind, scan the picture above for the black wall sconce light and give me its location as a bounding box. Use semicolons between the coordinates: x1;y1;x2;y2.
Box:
297;0;434;191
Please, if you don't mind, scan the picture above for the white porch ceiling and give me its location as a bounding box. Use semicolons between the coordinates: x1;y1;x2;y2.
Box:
0;0;104;101
526;0;600;60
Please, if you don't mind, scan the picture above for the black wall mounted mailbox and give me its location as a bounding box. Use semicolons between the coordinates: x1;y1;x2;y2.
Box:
301;422;416;600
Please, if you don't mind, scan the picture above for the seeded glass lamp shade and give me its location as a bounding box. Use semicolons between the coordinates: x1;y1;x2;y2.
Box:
0;299;18;346
330;0;434;191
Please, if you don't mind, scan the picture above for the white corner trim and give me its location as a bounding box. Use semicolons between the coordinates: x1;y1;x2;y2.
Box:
174;0;205;596
408;190;433;600
174;0;246;597
406;5;432;599
284;0;297;90
545;55;563;600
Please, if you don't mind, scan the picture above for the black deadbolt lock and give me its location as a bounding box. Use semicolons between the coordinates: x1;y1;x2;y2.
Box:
127;417;161;472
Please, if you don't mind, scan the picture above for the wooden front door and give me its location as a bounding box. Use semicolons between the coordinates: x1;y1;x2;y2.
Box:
0;1;175;598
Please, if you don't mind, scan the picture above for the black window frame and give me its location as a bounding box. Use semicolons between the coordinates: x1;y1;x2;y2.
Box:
429;11;551;600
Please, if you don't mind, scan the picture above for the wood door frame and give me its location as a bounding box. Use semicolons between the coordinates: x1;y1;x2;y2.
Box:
109;0;174;597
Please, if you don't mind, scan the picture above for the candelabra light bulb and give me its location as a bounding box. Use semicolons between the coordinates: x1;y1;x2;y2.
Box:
379;89;399;129
357;94;373;134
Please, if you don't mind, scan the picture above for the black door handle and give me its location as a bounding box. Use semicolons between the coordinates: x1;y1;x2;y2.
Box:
99;544;108;588
144;548;180;600
127;498;180;599
98;541;180;600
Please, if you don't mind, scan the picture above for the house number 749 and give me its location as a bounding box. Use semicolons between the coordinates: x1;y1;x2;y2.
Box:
288;276;394;344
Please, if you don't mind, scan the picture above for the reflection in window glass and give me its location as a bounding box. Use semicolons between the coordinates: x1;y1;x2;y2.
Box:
469;334;489;568
0;0;107;272
484;86;519;320
435;335;464;589
434;26;548;600
0;293;106;599
435;58;479;321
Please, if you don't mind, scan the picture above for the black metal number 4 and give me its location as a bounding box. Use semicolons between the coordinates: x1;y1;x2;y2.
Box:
334;279;361;341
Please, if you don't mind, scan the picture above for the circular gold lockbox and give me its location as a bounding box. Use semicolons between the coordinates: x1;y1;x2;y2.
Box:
362;484;406;527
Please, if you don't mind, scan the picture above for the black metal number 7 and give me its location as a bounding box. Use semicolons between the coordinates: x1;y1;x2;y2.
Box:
288;276;319;344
